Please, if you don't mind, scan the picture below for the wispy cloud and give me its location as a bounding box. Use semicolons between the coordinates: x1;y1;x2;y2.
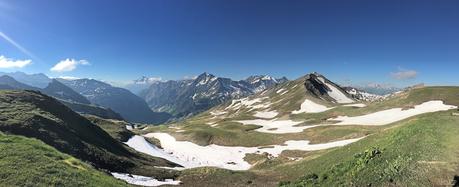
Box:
0;55;32;68
0;31;38;60
390;68;418;80
50;58;90;72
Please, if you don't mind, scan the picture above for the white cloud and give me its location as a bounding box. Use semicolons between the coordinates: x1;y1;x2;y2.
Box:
50;58;90;72
390;69;418;80
0;55;32;68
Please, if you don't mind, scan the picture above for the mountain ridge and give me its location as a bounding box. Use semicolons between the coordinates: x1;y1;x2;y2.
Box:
139;72;288;118
57;78;171;124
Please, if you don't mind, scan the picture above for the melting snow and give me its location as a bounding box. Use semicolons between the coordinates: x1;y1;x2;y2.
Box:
210;111;227;116
124;133;362;170
111;172;181;186
329;100;457;126
292;99;334;114
276;88;285;94
225;97;271;111
317;77;354;103
253;110;278;119
236;119;319;134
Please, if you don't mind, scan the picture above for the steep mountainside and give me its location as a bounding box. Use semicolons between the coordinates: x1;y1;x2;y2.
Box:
59;100;124;120
0;90;179;179
42;79;91;104
0;76;120;120
139;72;287;118
0;71;51;88
0;75;39;90
58;78;171;124
0;75;92;104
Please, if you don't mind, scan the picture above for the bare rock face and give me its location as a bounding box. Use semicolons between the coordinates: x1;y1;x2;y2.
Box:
302;72;353;103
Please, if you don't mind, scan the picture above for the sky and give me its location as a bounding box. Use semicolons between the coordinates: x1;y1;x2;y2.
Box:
0;0;458;87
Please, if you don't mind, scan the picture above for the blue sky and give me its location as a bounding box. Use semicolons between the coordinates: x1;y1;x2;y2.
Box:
0;0;458;87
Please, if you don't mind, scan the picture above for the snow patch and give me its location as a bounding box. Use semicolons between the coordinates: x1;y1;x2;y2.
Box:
276;88;285;94
236;119;319;134
292;99;333;114
111;172;180;186
329;100;457;126
253;110;278;119
317;77;354;103
210;111;227;116
226;97;271;110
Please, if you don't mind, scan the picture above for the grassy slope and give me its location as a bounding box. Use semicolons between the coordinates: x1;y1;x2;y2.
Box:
176;111;459;187
0;132;127;186
149;86;459;186
60;99;124;121
85;115;134;142
143;87;459;147
0;90;179;179
280;111;459;186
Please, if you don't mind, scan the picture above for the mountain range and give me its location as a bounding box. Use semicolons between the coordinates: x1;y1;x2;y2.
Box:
56;78;171;124
0;73;169;124
138;72;288;118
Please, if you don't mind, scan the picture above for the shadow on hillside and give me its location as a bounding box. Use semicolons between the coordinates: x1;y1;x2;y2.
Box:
453;175;459;187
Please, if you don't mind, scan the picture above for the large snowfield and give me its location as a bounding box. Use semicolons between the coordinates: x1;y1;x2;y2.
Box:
124;133;362;171
329;100;457;126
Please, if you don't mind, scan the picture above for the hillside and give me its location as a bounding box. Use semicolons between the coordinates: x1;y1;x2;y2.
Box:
0;132;126;186
60;99;124;120
0;76;116;119
41;79;91;104
127;73;459;186
0;90;179;179
0;75;39;90
0;71;51;88
58;78;171;124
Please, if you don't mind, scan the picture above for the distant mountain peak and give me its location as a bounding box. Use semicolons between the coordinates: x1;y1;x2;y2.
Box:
195;72;218;86
133;76;162;84
0;71;51;88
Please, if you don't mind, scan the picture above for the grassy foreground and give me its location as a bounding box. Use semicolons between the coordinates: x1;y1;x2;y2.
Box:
0;132;127;186
280;111;459;186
